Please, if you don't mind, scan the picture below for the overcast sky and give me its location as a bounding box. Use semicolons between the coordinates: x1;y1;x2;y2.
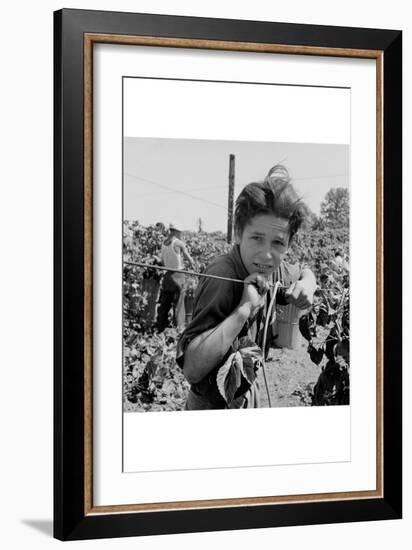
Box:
124;137;349;232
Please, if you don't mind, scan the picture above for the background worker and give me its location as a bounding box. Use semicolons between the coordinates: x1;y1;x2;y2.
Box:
156;222;194;332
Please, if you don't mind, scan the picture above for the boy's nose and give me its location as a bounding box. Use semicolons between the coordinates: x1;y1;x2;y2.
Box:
262;248;273;260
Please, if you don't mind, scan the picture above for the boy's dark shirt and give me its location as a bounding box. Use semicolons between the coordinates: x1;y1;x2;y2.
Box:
176;244;301;408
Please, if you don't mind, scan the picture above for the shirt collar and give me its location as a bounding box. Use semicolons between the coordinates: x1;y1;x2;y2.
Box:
229;244;250;280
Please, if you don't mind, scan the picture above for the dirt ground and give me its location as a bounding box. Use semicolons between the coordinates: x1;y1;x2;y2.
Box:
258;338;321;408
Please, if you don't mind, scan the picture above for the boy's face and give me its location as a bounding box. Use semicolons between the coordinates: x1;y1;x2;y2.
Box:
237;214;290;277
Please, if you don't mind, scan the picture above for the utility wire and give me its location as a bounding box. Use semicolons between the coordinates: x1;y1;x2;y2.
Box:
130;184;225;196
125;170;348;219
126;171;347;204
125;172;227;210
295;174;346;181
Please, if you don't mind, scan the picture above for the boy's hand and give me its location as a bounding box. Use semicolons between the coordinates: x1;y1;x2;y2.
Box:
239;273;269;317
285;280;314;309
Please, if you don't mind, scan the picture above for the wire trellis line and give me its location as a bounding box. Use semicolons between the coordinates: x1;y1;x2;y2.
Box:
123;260;342;296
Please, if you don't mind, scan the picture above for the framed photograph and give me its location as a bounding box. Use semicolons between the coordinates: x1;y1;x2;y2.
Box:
54;8;402;541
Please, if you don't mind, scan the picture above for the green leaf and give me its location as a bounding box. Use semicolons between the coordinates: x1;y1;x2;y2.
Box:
237;336;257;349
316;305;329;327
335;338;350;363
216;352;244;405
239;346;262;384
241;356;258;385
308;344;324;365
299;314;312;341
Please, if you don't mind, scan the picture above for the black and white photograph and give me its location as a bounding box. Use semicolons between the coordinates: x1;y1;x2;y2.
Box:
123;136;350;413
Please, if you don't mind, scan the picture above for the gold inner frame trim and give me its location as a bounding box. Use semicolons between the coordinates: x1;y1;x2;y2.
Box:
84;33;384;515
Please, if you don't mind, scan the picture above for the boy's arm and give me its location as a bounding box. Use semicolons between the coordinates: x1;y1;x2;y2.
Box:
183;273;268;385
285;267;316;309
183;303;250;384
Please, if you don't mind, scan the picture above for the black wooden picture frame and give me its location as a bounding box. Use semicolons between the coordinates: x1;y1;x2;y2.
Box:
54;8;402;541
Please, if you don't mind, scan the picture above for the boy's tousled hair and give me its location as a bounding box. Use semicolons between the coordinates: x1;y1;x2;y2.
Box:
234;164;308;241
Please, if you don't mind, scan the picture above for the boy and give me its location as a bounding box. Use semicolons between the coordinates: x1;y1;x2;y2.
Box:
176;165;316;409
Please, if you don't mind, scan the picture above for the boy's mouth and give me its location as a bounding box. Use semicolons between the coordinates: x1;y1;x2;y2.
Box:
253;262;273;273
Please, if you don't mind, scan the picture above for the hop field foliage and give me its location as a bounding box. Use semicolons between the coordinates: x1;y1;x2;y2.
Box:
123;221;232;411
123;327;190;412
288;224;350;405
